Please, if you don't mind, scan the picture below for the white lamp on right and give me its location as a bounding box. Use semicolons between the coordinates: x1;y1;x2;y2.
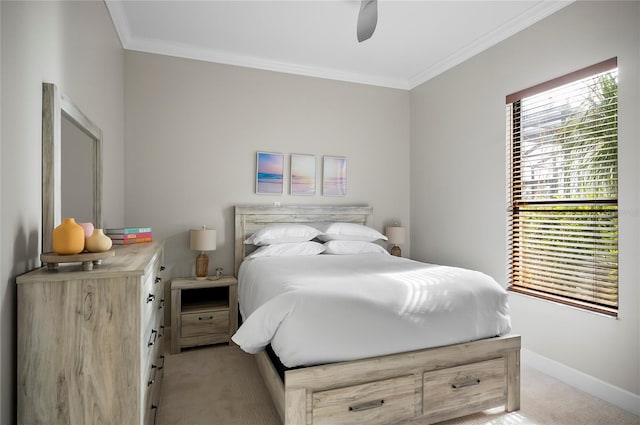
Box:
386;226;406;257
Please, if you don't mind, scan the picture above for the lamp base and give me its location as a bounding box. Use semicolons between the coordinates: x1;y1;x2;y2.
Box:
195;252;209;280
390;245;401;257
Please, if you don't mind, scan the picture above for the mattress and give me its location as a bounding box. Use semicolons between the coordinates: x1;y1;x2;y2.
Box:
231;253;512;367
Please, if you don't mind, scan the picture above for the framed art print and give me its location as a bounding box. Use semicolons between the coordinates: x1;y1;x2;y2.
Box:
322;156;347;196
256;151;284;195
290;154;316;196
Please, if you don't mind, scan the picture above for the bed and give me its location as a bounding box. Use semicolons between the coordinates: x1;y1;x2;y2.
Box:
233;205;520;425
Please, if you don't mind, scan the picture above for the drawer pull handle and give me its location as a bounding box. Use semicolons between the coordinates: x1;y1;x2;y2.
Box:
146;293;155;303
148;329;158;347
349;399;384;412
158;355;165;370
151;404;158;424
160;266;166;271
159;299;165;310
148;364;157;386
199;316;214;321
155;277;161;284
452;379;481;389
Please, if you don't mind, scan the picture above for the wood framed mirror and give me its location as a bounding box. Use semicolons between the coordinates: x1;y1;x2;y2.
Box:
42;82;103;254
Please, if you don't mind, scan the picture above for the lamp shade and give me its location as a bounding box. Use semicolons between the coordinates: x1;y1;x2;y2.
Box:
386;226;406;245
190;227;217;251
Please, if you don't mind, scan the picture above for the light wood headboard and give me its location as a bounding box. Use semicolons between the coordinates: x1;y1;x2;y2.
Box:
234;205;373;276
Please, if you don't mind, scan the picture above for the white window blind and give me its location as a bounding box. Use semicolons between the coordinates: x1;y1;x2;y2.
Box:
506;58;618;316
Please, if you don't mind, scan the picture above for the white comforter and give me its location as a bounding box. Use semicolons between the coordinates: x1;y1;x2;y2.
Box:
231;254;511;367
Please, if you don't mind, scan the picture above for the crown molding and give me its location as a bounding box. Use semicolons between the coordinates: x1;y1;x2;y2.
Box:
106;0;573;91
407;1;573;89
105;0;131;48
125;36;411;90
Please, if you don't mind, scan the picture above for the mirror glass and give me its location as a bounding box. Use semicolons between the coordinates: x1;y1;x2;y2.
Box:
61;115;95;222
42;82;103;254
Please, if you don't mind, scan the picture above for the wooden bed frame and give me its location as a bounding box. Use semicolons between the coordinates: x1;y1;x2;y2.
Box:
235;205;520;425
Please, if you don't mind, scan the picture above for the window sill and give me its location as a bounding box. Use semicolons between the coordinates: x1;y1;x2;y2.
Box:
507;286;618;318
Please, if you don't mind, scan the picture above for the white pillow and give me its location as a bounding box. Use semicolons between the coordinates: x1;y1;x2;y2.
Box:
317;222;388;242
244;224;321;246
245;241;325;259
322;240;390;255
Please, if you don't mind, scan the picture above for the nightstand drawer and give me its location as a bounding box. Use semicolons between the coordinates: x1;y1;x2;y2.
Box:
181;310;229;338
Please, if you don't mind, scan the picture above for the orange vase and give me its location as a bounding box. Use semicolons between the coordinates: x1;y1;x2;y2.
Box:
52;218;85;255
85;228;112;253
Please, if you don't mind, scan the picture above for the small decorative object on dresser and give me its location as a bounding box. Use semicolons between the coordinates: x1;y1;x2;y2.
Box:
170;275;238;354
78;222;94;238
18;241;166;424
106;227;154;245
52;217;85;254
40;249;115;271
386;225;406;257
84;228;112;252
190;226;216;279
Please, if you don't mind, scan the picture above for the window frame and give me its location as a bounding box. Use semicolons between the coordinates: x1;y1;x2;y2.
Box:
506;58;619;317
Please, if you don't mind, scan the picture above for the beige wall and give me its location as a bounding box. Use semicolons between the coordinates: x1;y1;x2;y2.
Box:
124;51;411;279
410;0;640;402
0;2;124;422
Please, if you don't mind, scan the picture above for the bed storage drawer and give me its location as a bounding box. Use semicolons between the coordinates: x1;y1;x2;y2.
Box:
312;375;415;425
423;358;506;423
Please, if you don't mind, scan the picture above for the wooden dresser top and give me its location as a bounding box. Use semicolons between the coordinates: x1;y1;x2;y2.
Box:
17;241;164;283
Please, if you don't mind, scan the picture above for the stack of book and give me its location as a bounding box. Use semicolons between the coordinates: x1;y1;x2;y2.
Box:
106;227;153;245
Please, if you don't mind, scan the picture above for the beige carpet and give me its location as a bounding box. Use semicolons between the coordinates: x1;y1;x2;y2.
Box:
157;344;639;425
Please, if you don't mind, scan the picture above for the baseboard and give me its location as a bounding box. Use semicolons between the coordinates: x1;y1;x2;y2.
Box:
522;348;640;416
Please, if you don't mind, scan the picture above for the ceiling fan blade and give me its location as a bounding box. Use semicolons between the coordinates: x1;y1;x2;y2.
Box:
357;0;377;43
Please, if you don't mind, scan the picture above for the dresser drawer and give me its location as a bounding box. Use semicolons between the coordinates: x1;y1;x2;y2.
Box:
143;317;165;384
142;266;164;325
181;309;229;338
142;311;164;369
312;375;415;425
423;358;506;422
143;350;164;425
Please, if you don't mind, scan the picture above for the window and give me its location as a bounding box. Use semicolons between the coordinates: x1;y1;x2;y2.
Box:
506;58;618;316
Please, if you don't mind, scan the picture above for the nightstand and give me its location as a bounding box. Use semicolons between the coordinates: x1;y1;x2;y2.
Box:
170;276;238;354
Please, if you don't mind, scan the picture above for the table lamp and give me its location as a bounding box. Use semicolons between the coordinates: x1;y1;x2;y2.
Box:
386;226;406;257
190;226;216;280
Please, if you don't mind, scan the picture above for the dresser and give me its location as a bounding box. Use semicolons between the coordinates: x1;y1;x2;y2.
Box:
17;241;166;425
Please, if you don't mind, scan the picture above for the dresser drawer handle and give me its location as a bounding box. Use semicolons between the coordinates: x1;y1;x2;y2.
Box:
199;315;214;321
158;355;165;370
158;299;165;310
160;266;166;271
159;325;165;337
148;364;158;386
155;277;161;284
151;404;158;424
146;293;155;303
452;379;481;389
148;329;158;347
349;399;384;412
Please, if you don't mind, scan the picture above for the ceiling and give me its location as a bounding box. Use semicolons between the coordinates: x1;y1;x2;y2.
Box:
106;0;572;90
